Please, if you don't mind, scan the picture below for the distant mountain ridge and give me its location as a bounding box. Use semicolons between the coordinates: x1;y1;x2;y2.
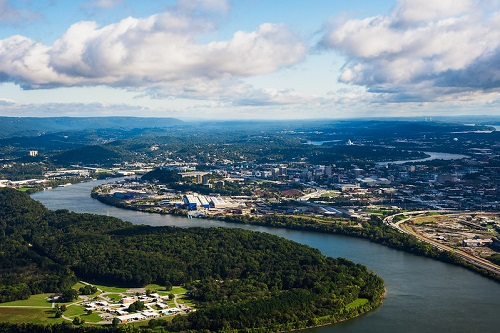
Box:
0;116;183;138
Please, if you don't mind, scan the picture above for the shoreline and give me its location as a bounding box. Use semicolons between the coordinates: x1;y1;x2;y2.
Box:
91;192;500;284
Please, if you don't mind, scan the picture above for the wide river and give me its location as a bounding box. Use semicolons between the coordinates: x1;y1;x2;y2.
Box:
31;180;499;333
376;151;470;165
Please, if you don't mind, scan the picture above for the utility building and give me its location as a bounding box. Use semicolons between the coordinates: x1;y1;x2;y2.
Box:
183;195;198;210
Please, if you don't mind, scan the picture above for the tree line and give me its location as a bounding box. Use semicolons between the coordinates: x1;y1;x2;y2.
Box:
0;188;384;332
218;212;500;283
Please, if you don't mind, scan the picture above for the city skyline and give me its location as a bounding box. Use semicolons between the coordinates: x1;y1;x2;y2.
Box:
0;0;499;119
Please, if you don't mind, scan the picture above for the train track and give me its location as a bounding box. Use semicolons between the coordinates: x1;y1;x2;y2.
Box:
384;211;500;276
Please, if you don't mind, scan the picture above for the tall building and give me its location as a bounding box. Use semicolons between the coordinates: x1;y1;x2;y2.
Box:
325;165;332;176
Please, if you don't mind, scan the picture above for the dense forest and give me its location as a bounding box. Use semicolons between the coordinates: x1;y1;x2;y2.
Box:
0;188;384;332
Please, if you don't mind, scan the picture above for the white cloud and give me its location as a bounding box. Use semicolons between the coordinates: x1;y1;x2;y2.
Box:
320;0;500;103
0;97;16;106
0;100;153;117
391;0;475;25
0;5;305;103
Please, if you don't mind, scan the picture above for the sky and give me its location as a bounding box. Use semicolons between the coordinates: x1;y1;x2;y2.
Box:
0;0;499;119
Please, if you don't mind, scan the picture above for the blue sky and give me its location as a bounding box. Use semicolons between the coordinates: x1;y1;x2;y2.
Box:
0;0;499;119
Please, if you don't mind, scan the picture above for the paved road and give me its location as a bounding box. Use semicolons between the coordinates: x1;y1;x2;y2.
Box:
384;211;500;276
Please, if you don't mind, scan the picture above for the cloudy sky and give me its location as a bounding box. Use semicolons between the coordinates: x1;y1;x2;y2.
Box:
0;0;499;119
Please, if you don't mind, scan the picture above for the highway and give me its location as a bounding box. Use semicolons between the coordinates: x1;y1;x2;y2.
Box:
384;211;500;277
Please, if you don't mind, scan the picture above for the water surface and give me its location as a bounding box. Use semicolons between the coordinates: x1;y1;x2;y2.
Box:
376;151;469;166
31;180;500;333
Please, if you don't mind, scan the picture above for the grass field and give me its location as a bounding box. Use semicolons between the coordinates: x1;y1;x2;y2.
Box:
82;312;103;323
0;307;64;324
104;293;123;301
363;210;385;215
72;282;86;290
92;284;129;293
177;296;195;307
64;305;86;318
144;284;173;292
0;294;52;308
63;306;103;323
320;191;340;198
345;298;369;311
170;286;187;295
0;284;194;326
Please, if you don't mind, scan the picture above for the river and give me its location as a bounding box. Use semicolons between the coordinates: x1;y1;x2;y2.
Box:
31;180;500;333
376;151;470;166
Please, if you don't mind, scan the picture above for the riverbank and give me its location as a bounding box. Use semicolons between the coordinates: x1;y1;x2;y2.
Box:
91;192;500;283
0;187;385;333
31;179;500;333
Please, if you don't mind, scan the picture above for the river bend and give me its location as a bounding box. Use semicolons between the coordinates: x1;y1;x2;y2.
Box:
31;180;500;333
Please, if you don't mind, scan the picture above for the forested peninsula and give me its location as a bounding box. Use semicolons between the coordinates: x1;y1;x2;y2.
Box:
92;185;500;283
0;188;384;332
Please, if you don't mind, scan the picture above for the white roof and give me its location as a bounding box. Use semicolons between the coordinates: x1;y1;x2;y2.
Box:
198;195;210;206
117;313;146;321
142;310;160;316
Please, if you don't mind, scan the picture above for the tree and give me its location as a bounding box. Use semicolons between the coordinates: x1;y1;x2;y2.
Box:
61;289;78;302
79;284;98;295
112;317;120;326
72;316;84;325
128;300;145;312
148;319;158;327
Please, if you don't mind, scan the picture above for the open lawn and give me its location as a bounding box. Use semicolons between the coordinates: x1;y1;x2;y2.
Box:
412;217;440;224
63;305;86;318
60;305;104;323
320;191;340;198
412;215;450;225
177;297;195;307
0;283;195;327
103;293;123;302
345;298;369;311
72;282;86;290
363;210;385;215
144;284;171;292
156;290;172;297
0;307;64;324
170;286;187;295
0;294;52;308
92;284;129;293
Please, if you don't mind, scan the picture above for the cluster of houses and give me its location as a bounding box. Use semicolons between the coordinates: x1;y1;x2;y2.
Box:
83;293;189;324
